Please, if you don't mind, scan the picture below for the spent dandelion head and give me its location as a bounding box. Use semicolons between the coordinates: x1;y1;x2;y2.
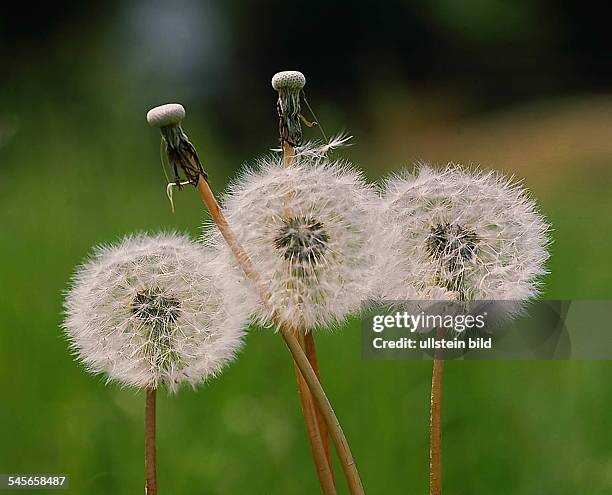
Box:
147;103;207;199
378;164;550;302
272;70;307;147
63;232;250;392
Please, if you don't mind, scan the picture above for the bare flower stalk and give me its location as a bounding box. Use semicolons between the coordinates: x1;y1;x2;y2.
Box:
294;334;336;494
304;331;334;481
147;103;364;495
145;388;157;495
280;327;364;495
282;141;295;167
429;332;444;495
196;178;264;292
275;71;335;492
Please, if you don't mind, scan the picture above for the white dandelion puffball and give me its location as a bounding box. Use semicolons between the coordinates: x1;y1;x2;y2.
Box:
208;151;380;331
379;164;550;302
63;233;250;392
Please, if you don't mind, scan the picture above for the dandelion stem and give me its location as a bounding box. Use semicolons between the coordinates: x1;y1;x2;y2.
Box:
282;141;295;167
145;387;157;495
196;176;264;292
294;333;337;494
193;172;363;495
429;331;444;495
281;327;365;495
282;138;335;490
304;331;334;482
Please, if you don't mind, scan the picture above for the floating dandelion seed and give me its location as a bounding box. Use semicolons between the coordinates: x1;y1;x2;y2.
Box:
378;164;550;302
206;153;380;331
63;233;250;392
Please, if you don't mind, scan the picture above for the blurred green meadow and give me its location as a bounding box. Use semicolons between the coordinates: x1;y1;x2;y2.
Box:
1;2;612;494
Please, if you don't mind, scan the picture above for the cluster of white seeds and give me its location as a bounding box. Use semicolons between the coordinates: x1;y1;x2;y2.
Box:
63;233;251;392
64;98;551;390
377;164;550;302
206;148;381;331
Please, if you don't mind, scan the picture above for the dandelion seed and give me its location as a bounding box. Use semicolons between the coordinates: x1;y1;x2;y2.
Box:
63;232;250;392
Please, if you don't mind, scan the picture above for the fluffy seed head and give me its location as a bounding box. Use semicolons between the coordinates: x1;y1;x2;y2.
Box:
146;103;185;128
271;71;306;92
206;149;380;331
63;233;250;392
378;164;550;302
274;216;330;263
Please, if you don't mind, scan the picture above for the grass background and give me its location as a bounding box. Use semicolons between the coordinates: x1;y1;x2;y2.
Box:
1;2;612;493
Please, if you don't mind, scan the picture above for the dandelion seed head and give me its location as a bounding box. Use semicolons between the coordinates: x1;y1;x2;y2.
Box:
427;223;479;264
378;164;550;302
206;150;380;331
131;287;181;326
274;216;330;263
63;233;250;392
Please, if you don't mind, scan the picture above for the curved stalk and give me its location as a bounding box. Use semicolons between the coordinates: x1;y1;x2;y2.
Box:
281;328;365;495
304;331;333;479
294;333;336;494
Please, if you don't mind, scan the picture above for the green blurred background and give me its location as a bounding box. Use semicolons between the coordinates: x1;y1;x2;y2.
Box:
1;1;611;493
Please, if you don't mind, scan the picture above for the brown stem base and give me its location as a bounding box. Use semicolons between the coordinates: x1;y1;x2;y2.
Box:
281;327;365;495
303;332;333;478
429;357;444;495
145;388;157;495
295;333;336;494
